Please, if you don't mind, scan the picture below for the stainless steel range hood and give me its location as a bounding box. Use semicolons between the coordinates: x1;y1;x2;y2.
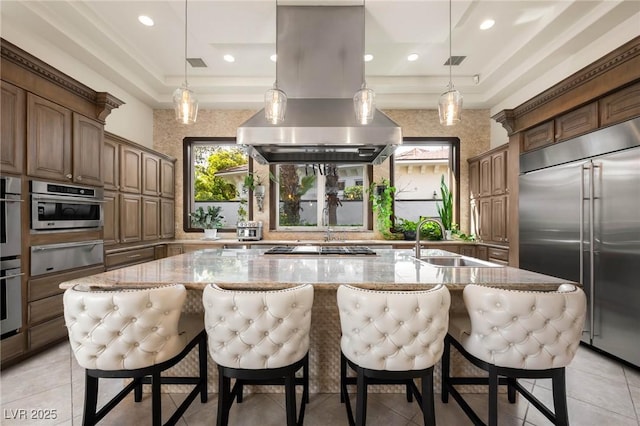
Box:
237;5;402;164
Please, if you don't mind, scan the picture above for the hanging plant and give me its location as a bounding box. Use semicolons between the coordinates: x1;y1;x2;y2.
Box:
368;178;401;239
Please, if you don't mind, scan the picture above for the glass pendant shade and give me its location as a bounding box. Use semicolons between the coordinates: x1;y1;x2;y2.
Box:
438;85;463;126
265;84;287;124
173;83;198;125
354;83;375;125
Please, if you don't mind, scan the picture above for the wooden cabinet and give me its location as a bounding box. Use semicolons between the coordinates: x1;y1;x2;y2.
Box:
161;199;175;239
487;246;509;265
26;93;104;185
476;245;488;261
142;197;160;241
105;246;155;270
103;135;119;190
167;244;184;257
26;93;72;181
160;159;175;198
120;145;142;193
72;113;103;186
554;103;598;142
468;144;509;249
491;150;507;195
522;121;554;152
1;81;25;174
103;191;119;246
599;81;640;126
459;245;476;258
468;160;479;199
1;333;25;363
120;194;142;243
142;153;160;196
478;198;491;242
491;196;508;243
479;157;491;197
26;265;104;352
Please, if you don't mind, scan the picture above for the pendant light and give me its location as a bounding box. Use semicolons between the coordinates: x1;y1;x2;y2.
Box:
265;0;287;124
173;0;198;124
438;0;462;126
354;0;375;125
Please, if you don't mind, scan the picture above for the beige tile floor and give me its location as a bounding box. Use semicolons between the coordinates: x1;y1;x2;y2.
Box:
1;342;638;425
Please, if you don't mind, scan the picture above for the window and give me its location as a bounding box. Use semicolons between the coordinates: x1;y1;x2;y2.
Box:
183;137;250;232
392;137;460;224
274;164;369;230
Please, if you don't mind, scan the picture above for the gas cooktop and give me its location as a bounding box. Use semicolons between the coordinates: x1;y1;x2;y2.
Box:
263;246;376;256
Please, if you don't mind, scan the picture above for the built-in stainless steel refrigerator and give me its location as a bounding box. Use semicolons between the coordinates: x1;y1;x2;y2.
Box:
519;117;640;367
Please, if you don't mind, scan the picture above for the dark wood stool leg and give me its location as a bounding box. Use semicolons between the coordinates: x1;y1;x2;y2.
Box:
421;371;436;426
406;381;414;402
340;352;347;403
236;381;243;403
83;373;99;426
304;354;310;403
355;367;368;426
441;335;451;403
199;334;208;403
217;369;230;426
284;373;297;426
488;365;499;426
552;369;569;426
151;371;162;426
507;377;517;403
134;377;143;402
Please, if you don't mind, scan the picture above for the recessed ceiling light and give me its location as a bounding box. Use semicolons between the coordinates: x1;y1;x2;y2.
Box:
270;54;277;62
480;19;495;30
138;15;154;27
223;54;235;63
364;54;374;62
407;53;419;62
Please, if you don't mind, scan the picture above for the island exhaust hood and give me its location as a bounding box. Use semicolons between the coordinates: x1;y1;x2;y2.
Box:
237;5;402;164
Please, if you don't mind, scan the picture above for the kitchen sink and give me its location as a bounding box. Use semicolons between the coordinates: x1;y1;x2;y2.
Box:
419;256;503;268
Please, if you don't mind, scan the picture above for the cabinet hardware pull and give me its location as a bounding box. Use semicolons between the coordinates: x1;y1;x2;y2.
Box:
66;174;72;179
0;273;25;281
127;254;142;259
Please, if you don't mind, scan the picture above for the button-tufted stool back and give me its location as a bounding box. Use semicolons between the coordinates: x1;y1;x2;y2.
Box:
460;283;586;370
338;284;451;371
203;283;313;370
63;284;208;426
64;284;188;371
338;284;450;426
204;284;314;426
442;283;587;426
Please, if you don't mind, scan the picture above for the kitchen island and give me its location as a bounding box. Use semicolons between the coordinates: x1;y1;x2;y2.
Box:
60;248;575;393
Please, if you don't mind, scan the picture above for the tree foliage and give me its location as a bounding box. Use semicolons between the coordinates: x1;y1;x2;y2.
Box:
194;147;247;201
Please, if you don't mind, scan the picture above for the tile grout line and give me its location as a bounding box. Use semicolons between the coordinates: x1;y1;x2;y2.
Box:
622;368;640;425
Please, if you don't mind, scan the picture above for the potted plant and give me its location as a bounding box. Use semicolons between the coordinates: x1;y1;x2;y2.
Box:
190;206;224;239
436;175;453;239
396;218;417;240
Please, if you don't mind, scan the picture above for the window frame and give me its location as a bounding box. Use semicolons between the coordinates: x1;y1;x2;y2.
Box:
390;137;460;226
182;137;253;233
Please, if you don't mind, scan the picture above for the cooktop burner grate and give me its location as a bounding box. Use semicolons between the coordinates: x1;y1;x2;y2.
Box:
263;246;377;256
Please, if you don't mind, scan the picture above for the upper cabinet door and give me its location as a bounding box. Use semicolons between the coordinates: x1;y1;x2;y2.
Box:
160;159;175;198
72;113;103;186
27;93;72;181
479;157;491;197
491;149;507;195
142;153;160;196
103;136;119;191
468;160;479;199
120;145;142;193
1;82;25;174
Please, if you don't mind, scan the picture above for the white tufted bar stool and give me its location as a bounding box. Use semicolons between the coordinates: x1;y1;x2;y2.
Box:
337;284;451;426
441;284;586;426
203;284;314;426
63;284;207;426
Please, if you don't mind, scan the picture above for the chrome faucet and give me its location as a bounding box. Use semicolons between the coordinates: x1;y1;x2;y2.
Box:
415;218;446;258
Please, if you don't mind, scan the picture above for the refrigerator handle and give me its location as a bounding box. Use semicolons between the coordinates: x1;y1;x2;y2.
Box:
580;164;586;288
590;163;601;340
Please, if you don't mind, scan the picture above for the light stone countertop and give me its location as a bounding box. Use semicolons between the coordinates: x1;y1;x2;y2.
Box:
61;248;572;291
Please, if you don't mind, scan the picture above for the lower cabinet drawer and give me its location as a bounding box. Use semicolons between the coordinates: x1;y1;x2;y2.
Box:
1;332;25;362
28;265;105;302
488;247;509;264
29;316;67;350
29;294;64;325
106;247;155;270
